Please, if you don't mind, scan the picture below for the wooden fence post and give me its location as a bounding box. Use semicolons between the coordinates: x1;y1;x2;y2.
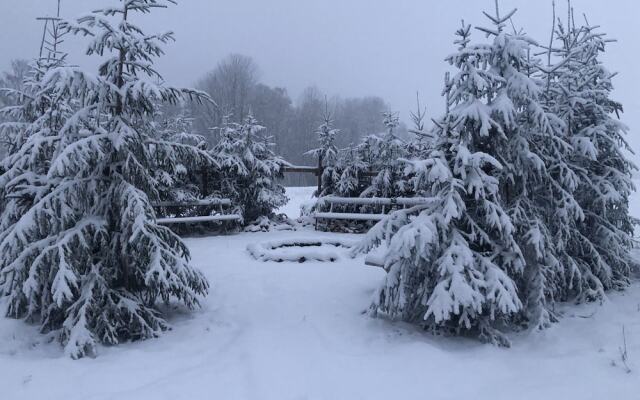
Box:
317;154;323;195
201;168;209;197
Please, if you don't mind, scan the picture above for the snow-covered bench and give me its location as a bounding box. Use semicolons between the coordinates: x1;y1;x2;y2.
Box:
313;196;434;226
153;198;242;225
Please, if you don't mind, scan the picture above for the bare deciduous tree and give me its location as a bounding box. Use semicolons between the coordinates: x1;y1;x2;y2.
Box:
195;54;260;130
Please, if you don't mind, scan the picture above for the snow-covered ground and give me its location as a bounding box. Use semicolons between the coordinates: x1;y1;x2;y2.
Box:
277;186;316;219
1;187;639;400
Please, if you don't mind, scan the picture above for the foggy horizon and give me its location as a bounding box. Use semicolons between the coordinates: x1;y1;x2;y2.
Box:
2;1;638;132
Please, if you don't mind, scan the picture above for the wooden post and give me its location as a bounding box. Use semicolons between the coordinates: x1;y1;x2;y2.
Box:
201;168;209;197
317;154;323;195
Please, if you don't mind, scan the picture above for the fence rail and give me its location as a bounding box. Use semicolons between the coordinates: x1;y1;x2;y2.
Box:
317;196;436;207
152;199;232;208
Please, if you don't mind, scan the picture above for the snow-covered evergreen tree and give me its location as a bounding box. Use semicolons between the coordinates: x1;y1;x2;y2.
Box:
0;10;75;322
334;144;368;198
545;16;636;301
211;114;288;224
0;3;68;161
150;109;209;205
406;93;433;159
355;3;636;342
160;110;207;149
0;60;34;156
306;103;340;197
360;112;409;198
0;0;211;358
473;4;573;329
354;22;525;345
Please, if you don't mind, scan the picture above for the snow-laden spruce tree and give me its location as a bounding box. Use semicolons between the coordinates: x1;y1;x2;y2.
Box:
211;114;288;224
545;17;636;301
0;0;212;358
360;112;409;198
0;6;68;160
354;22;525;345
334;143;368;198
405;93;433;159
306;104;340;197
473;5;575;329
0;61;36;156
0;11;74;307
150;109;210;205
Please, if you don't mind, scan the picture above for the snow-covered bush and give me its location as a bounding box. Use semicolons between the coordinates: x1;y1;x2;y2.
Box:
0;0;211;358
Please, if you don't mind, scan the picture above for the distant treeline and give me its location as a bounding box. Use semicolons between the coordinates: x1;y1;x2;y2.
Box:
0;54;406;186
186;54;408;186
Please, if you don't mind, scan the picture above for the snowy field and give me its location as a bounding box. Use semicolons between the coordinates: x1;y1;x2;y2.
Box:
1;187;639;400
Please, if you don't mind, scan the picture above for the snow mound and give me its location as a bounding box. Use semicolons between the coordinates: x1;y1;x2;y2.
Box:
244;215;297;232
247;237;356;263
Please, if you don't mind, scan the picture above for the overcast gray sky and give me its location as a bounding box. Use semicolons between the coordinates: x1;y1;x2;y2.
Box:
1;0;638;154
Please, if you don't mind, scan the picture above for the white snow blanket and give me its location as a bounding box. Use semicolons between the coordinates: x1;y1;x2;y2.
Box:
1;229;639;400
1;186;639;399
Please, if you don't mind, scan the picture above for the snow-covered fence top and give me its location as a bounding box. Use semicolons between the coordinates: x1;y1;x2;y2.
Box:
152;198;233;207
313;196;437;227
313;212;387;222
153;198;241;226
317;196;436;207
156;214;241;225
